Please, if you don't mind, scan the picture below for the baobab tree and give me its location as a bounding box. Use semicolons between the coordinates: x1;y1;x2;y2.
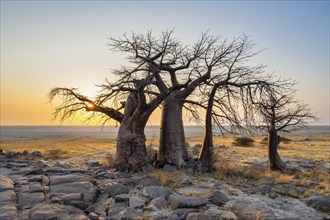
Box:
196;36;270;171
247;81;317;171
48;31;194;171
108;30;239;167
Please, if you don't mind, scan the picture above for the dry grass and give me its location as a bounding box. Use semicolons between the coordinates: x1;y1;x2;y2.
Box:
148;170;185;188
0;137;116;159
1;133;329;198
209;134;330;198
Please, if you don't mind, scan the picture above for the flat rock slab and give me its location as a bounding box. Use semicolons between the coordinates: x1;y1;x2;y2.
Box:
107;202;128;219
0;202;18;220
224;201;276;220
141;186;173;199
29;203;85;219
6;162;29;168
0;175;18;219
0;174;15;191
115;193;132;203
169;195;207;209
50;181;96;205
304;196;330;212
107;182;130;198
49;173;91;185
129;196;148;209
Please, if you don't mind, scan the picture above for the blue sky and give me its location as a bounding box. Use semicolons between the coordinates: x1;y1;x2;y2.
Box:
1;1;329;125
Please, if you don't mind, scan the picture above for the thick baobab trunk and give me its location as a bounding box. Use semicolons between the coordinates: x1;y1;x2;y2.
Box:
268;130;286;171
113;92;147;172
158;91;188;167
114;121;147;171
198;85;217;172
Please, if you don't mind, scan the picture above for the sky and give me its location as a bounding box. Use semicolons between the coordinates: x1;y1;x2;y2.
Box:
1;0;329;125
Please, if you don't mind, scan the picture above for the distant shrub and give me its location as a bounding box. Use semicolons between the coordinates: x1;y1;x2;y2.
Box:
233;137;254;147
280;137;292;144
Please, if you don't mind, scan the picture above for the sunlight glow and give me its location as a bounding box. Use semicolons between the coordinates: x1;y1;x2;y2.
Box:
81;87;98;100
85;102;95;110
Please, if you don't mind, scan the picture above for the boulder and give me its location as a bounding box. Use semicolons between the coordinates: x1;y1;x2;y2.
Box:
0;203;18;220
163;164;177;172
17;184;45;209
6;151;19;158
49;174;96;206
115;194;131;204
41;175;50;186
117;207;142;220
208;190;229;206
138;178;161;188
304;196;330;212
29;182;44;193
0;189;16;203
86;159;99;167
107;202;128;219
22;150;29;156
141;186;173;199
171;208;200;219
180;177;194;185
221;211;237;220
88;212;99;220
224;201;276;220
248;185;270;195
32;151;43;157
0;175;14;192
107;183;130;198
66;200;89;210
273;184;304;198
29;203;84;220
85;202;106;216
28;175;42;182
129;196;148;209
169;195;207;209
61;193;84;202
147;196;168;210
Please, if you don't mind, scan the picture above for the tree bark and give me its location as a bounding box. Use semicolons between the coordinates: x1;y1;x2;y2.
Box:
158;91;188;167
115;119;147;171
268;129;286;171
198;85;218;172
113;92;147;172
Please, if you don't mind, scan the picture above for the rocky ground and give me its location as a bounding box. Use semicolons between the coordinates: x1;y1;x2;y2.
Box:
0;151;330;220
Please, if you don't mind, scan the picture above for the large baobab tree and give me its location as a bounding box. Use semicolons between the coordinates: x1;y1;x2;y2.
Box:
48;31;192;171
109;30;238;167
247;81;317;171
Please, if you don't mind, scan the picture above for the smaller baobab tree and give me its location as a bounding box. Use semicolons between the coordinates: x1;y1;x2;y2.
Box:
197;36;269;172
248;81;318;171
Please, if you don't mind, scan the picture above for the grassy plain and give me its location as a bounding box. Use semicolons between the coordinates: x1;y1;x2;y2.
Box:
1;133;329;198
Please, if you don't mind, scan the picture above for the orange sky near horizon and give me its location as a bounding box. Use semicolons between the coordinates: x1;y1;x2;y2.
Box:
1;1;329;126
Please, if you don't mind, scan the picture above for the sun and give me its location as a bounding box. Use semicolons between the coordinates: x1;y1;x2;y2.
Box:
84;101;95;111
